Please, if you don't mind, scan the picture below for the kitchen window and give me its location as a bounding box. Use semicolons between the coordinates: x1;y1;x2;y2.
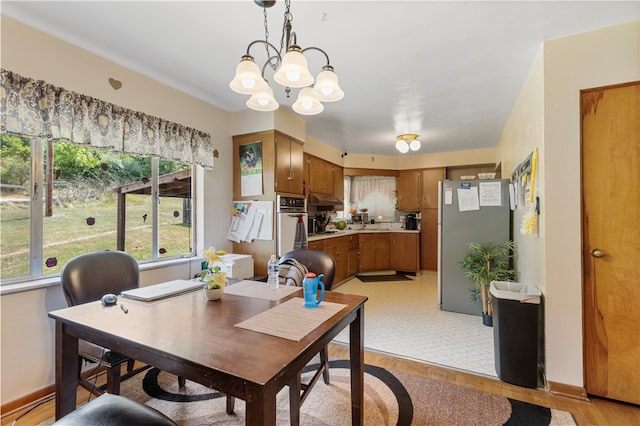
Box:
344;175;397;220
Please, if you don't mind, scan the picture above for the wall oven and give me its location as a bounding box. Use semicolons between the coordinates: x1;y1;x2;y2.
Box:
276;195;308;257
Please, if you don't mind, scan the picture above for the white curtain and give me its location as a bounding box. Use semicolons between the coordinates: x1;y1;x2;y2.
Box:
352;176;396;220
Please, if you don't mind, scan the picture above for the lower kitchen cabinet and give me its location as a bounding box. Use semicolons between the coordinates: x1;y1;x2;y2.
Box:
392;232;420;273
325;236;349;284
359;233;391;271
307;240;325;251
420;209;438;270
347;234;359;277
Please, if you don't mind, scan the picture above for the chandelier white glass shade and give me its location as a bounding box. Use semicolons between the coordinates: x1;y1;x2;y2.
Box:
396;134;421;153
292;87;324;115
229;56;269;95
273;46;314;88
229;0;343;115
312;65;344;102
246;85;279;111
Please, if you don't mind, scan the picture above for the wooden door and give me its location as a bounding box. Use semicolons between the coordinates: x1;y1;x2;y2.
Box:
397;170;421;211
392;233;420;273
359;235;377;271
374;234;392;270
420;209;439;270
582;81;640;405
421;168;445;209
289;139;304;195
308;155;333;194
348;235;360;277
274;134;304;195
333;165;344;206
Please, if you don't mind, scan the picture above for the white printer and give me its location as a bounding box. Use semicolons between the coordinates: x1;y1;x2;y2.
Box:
214;254;254;279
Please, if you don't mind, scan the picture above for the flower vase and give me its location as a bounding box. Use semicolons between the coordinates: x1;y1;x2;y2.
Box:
203;287;224;301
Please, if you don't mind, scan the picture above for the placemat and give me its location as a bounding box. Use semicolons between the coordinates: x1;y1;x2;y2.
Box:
224;280;301;300
235;297;347;341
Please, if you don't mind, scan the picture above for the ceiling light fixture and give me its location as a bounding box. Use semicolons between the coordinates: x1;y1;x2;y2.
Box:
396;134;421;153
229;0;344;115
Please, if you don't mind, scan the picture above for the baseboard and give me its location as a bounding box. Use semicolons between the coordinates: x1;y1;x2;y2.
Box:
548;380;590;402
1;364;108;420
1;385;54;420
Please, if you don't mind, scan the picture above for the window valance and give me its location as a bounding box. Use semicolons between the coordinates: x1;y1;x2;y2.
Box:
1;69;214;169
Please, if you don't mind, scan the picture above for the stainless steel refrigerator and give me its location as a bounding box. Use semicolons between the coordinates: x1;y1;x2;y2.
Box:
437;179;511;315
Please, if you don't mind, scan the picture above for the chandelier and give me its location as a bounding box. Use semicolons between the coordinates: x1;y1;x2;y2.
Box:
229;0;344;115
395;134;421;153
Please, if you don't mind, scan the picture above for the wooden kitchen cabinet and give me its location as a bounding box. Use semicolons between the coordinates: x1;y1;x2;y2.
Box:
307;155;334;195
397;169;421;211
418;168;444;270
397;168;445;211
307;240;325;251
333;164;344;209
421;168;446;209
275;133;304;195
359;233;391;271
420;209;439;271
325;236;349;284
347;234;359;277
392;232;420;273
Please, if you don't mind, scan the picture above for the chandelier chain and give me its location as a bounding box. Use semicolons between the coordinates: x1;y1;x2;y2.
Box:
262;6;271;67
281;0;292;53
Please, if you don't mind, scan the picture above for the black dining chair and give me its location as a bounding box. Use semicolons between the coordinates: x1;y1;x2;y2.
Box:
52;392;178;426
60;250;185;395
226;248;337;424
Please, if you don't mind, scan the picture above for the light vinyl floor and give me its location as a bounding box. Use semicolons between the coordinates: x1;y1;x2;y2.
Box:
333;271;496;377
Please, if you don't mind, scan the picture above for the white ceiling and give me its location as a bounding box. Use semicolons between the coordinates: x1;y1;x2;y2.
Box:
2;1;638;157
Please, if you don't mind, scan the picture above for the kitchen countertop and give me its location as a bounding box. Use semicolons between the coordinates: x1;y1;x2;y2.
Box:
308;228;420;241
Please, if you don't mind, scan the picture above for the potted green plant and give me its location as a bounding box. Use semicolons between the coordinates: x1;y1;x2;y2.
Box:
459;241;516;326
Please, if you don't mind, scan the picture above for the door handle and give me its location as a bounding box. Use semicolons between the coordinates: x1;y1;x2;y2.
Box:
591;248;605;258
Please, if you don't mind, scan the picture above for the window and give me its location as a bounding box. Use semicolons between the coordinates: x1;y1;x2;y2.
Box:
0;134;193;283
345;175;397;220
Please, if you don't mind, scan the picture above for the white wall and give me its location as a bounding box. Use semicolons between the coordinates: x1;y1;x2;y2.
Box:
0;16;233;404
497;47;545;291
542;20;640;388
497;20;640;388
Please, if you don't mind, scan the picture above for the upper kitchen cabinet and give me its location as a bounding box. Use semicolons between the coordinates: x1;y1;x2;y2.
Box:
305;153;344;207
275;133;304;196
421;168;446;209
307;155;334;194
333;164;344;209
397;169;421;211
397;168;444;211
233;130;304;200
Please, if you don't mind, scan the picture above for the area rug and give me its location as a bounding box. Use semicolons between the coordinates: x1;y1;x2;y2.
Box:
42;360;575;425
356;272;412;282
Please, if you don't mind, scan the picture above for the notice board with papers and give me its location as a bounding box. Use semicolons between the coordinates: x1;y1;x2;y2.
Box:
227;200;273;243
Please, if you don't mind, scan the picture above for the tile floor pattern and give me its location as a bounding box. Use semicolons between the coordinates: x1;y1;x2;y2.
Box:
332;271;497;377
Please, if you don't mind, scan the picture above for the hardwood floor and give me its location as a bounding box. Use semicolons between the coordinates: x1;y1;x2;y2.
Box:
329;344;640;425
3;343;639;425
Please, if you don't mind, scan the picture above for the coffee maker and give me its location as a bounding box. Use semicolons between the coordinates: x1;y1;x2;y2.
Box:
404;214;418;230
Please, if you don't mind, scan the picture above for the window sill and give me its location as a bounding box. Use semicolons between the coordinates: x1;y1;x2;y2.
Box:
0;256;203;296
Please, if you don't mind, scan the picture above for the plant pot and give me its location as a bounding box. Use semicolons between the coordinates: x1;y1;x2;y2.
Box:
482;313;493;327
203;288;223;301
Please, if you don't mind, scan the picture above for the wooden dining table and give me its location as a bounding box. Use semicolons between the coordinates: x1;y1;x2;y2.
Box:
49;281;367;425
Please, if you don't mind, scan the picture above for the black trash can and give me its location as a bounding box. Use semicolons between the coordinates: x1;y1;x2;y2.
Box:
490;281;542;388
